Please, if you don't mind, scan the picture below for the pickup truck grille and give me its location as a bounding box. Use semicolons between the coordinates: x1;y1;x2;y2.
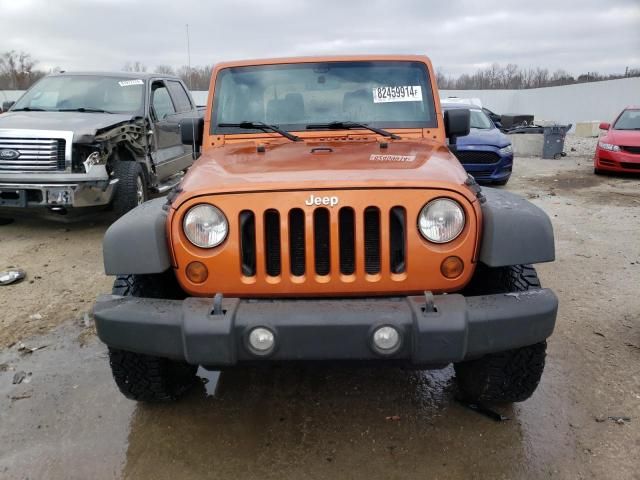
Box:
239;205;406;278
0;137;67;171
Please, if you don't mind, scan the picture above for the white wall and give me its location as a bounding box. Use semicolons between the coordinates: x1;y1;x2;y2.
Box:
441;77;640;126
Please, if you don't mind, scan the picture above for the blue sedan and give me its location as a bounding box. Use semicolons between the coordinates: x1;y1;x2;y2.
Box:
442;103;513;185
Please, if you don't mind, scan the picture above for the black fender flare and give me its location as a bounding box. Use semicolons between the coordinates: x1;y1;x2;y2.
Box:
103;198;171;275
478;188;555;267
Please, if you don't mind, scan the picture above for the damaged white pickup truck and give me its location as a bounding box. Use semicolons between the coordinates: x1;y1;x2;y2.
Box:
0;72;201;221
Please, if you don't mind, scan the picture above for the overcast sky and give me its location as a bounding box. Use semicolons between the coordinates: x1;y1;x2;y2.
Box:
1;0;639;77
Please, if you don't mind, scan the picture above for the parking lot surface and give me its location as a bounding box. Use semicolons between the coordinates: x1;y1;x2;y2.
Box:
1;139;639;479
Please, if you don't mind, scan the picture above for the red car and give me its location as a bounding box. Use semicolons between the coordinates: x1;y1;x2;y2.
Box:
594;106;640;174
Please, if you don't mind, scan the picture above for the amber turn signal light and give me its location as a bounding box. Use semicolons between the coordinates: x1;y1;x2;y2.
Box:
186;261;208;284
441;256;464;279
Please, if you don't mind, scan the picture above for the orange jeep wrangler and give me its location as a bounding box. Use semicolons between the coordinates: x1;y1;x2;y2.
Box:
94;55;557;403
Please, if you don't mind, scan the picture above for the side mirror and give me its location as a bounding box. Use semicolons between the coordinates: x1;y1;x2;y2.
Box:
599;122;610;130
2;101;15;111
444;108;470;144
180;117;204;151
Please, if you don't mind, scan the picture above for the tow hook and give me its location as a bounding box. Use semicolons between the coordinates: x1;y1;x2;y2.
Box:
423;291;437;314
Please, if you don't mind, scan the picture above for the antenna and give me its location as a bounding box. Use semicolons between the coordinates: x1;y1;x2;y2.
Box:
186;23;197;161
186;23;192;90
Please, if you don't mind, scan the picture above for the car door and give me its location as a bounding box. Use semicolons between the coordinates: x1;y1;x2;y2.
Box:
149;80;192;181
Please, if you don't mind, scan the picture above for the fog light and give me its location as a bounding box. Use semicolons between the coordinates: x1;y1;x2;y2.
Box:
248;327;275;354
186;261;208;283
441;256;464;279
372;326;401;353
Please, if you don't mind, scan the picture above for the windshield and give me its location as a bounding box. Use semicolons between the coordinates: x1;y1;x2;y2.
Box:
470;109;493;129
13;75;145;114
212;61;437;134
613;109;640;130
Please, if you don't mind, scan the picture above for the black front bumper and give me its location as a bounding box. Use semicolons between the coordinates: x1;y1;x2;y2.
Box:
93;290;557;368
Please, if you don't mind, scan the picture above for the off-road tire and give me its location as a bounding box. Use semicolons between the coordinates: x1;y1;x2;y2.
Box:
108;348;197;402
455;264;547;403
108;272;195;402
112;161;147;218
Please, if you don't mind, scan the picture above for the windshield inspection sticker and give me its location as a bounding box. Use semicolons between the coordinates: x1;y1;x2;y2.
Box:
118;79;144;87
370;154;416;162
373;85;422;103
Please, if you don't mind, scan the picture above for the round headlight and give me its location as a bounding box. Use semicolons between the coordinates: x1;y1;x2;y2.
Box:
418;198;465;243
183;204;228;248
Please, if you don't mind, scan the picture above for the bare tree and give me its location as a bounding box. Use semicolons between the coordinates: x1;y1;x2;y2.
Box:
0;50;44;89
154;64;175;75
122;61;147;73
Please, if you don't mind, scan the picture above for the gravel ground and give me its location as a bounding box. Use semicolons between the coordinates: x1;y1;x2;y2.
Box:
0;144;639;480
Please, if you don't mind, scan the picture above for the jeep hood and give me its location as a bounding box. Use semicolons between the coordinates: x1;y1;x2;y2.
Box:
175;139;473;204
0;111;140;144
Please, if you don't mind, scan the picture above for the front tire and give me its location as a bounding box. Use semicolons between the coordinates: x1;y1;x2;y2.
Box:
455;265;547;403
112;161;147;218
108;272;196;402
0;217;14;226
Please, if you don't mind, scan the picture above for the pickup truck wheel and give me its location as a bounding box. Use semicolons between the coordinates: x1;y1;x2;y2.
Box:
108;272;195;402
455;264;547;403
112;161;147;218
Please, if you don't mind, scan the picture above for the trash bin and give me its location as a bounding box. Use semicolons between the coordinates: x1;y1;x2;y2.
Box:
542;124;572;159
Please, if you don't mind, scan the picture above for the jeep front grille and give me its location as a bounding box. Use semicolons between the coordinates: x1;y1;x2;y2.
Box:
0;137;67;172
240;205;406;279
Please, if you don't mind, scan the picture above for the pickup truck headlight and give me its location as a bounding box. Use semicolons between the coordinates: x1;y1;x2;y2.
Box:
183;204;228;248
498;145;513;155
598;141;621;152
418;198;465;244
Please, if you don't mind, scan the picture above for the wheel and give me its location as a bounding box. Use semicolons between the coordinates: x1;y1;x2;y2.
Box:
108;348;198;402
108;272;196;402
112;161;147;218
493;178;509;186
455;265;547;403
0;217;14;226
594;167;605;176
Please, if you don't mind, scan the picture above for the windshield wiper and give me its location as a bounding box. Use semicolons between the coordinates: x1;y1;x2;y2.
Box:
11;107;47;112
58;107;113;113
218;121;301;142
306;121;401;139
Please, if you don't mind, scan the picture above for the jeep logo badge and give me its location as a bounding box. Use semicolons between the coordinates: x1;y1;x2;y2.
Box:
0;149;20;160
305;194;339;207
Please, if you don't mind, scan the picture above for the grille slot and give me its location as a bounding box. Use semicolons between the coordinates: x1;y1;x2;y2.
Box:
621;162;640;170
453;150;501;165
289;209;306;276
313;208;330;275
0;137;66;171
364;207;381;274
339;208;355;275
389;207;406;274
264;210;281;276
622;146;640;155
239;211;256;276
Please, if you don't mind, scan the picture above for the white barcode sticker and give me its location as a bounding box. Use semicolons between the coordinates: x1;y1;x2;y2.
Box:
370;154;416;162
373;85;422;103
118;79;144;87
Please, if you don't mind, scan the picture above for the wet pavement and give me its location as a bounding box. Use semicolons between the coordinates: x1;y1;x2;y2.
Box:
1;322;578;480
